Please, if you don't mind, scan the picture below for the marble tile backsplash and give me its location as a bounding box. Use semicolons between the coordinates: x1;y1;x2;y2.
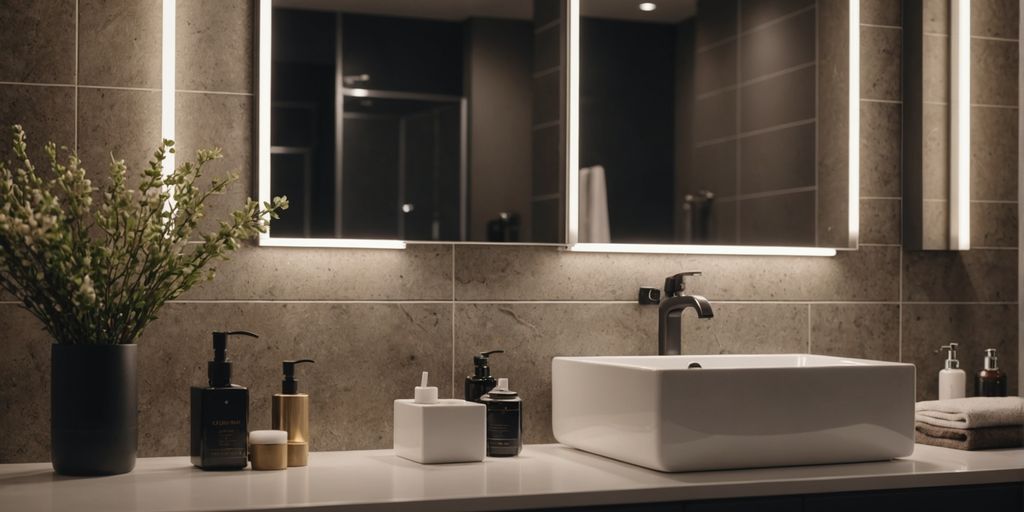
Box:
0;0;1019;463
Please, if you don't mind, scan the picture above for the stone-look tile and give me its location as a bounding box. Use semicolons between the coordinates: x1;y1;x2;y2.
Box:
860;26;901;102
142;302;451;456
694;90;736;143
533;72;560;126
177;0;253;93
740;0;813;31
971;0;1019;39
971;106;1018;201
971;202;1018;248
740;124;815;194
810;304;899;361
695;40;737;95
740;65;816;132
903;249;1017;302
0;0;76;84
175;92;252;236
860;198;900;245
902;304;1018;401
971;39;1019;106
860;101;901;198
681;303;808;355
739;9;815;81
922;35;948;104
861;0;901;27
923;0;949;35
922;103;949;199
0;84;75;165
79;0;162;88
182;244;453;301
738;192;816;247
454;245;900;302
0;306;52;463
76;87;162;179
921;200;950;249
454;303;654;444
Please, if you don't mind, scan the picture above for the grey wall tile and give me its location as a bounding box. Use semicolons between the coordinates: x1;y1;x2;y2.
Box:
971;0;1019;39
740;9;815;81
0;84;75;165
0;306;52;463
971;202;1018;248
922;34;949;104
861;0;902;27
903;249;1017;302
922;103;950;199
76;87;162;177
175;92;252;235
923;0;949;35
692;140;737;197
971;106;1018;201
696;0;737;48
739;66;816;132
971;39;1019;106
860;26;902;101
681;302;808;355
137;302;452;456
921;199;951;249
902;303;1018;401
740;123;815;194
177;0;253;93
694;90;737;143
810;303;899;361
532;72;560;125
455;245;900;302
695;39;736;95
79;0;162;89
454;303;653;443
737;192;816;246
860;100;901;197
860;198;901;245
182;244;453;301
740;0;814;31
532;125;560;196
0;0;76;84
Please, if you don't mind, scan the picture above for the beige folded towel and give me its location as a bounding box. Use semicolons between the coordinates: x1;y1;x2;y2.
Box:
915;421;1024;451
915;397;1024;429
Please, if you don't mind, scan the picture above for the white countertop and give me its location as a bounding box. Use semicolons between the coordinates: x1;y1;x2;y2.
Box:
1;444;1022;512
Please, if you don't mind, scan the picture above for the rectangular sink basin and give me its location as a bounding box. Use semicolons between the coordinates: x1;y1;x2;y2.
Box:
552;354;915;472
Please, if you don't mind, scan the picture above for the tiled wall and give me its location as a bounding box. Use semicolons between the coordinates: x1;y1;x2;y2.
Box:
0;0;1018;463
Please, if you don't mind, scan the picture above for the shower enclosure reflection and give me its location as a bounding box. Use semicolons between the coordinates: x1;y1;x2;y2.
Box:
267;0;565;243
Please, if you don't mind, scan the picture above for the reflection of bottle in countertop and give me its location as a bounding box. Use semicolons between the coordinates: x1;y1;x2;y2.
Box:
975;348;1007;397
191;331;258;470
937;343;966;400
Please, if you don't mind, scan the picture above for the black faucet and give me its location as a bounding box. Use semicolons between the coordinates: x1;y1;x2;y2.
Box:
658;272;714;356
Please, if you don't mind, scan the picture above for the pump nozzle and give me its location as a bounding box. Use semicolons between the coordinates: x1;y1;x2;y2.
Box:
473;350;504;377
938;342;961;369
414;371;438;404
208;331;258;387
281;359;315;394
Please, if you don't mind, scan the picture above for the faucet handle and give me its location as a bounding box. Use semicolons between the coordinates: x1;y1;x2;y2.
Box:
665;272;702;297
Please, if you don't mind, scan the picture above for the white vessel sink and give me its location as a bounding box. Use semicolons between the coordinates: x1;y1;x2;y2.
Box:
552;354;915;472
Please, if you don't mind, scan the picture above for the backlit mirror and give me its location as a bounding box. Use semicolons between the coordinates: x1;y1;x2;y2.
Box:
257;0;567;246
569;0;859;252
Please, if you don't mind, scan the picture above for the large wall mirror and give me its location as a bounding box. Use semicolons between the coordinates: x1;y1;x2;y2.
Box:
257;0;567;247
568;0;859;253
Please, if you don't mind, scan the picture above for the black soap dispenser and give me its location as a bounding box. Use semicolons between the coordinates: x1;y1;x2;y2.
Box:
465;350;504;402
190;330;258;470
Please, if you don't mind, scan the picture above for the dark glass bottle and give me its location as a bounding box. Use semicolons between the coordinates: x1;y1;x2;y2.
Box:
481;378;522;457
975;348;1007;397
191;331;258;470
465;350;503;402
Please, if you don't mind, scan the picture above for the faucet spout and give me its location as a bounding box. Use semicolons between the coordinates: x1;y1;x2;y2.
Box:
658;294;714;356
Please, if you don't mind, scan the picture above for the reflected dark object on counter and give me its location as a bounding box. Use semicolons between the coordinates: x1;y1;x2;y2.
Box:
487;213;521;242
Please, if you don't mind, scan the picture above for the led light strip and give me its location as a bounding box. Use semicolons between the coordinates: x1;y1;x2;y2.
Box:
950;0;971;250
162;0;175;180
566;0;580;246
568;243;837;257
848;0;860;245
255;0;403;249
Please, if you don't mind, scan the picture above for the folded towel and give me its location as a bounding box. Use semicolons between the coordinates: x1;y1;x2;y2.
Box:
914;397;1024;429
915;421;1024;451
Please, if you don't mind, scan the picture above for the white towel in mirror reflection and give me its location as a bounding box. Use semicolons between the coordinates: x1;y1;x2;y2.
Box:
579;165;611;243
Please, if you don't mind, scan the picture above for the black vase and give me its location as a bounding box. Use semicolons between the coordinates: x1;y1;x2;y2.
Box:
51;343;137;476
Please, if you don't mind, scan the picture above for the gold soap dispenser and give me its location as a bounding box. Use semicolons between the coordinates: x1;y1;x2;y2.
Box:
272;359;315;467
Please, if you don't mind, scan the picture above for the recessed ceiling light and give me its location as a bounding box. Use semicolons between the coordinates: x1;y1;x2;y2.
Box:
638;2;657;12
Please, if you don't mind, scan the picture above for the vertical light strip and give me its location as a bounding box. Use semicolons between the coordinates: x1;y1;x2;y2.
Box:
950;0;971;250
566;0;580;246
162;0;175;181
848;0;860;245
258;0;272;242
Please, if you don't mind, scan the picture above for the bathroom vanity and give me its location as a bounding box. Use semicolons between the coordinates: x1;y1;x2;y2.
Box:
1;444;1021;512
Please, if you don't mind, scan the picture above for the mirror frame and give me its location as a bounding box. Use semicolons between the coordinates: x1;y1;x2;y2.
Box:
564;0;862;256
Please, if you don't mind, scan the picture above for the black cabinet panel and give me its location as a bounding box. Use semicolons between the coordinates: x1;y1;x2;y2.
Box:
804;483;1023;512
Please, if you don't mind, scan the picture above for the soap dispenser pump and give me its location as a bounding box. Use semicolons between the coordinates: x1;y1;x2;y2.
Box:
272;359;315;467
465;350;504;402
191;330;258;470
975;348;1007;397
937;343;966;400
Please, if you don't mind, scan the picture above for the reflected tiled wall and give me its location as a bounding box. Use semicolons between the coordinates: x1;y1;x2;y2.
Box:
0;0;1018;463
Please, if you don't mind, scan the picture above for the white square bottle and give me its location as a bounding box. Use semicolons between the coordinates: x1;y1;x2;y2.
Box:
393;372;485;464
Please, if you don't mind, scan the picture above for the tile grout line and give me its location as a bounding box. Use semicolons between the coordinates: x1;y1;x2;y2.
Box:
806;304;812;354
3;299;1016;306
451;245;456;398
